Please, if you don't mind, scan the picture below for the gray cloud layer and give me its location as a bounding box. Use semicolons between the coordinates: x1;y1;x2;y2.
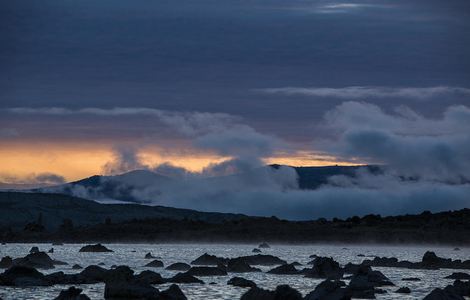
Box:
258;86;470;100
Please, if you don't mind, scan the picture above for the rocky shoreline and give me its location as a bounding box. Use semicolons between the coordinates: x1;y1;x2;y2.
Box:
1;244;469;299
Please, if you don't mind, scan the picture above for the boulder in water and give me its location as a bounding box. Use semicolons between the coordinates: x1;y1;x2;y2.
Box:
167;272;204;284
145;259;164;268
53;286;91;300
267;263;299;275
191;253;227;265
227;276;256;288
79;244;113;253
166;262;191;271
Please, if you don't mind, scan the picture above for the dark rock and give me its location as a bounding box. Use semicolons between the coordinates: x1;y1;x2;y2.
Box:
135;270;164;284
291;261;302;266
423;287;464;300
445;272;470;280
53;286;91;300
267;263;299;275
160;284;187;300
98;262;106;266
343;263;362;274
454;248;461;251
191;253;227;265
166;263;191;271
52;242;63;246
422;251;452;267
227;276;256;288
227;258;261;273
241;285;302;300
48;248;54;253
233;254;286;266
104;265;134;283
240;287;274;300
145;252;156;259
79;244;113;253
357;254;365;257
104;280;159;299
145;259;164;268
304;257;343;279
29;246;39;254
0;265;50;286
349;265;394;288
0;257;13;269
13;252;65;269
79;265;108;283
72;264;83;270
396;287;411;294
46;271;79;285
402;277;421;281
252;248;262;253
304;279;349;300
186;266;227;276
167;272;204;284
259;242;270;248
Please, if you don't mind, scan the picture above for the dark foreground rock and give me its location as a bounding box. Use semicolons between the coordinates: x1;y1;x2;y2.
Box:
12;251;67;269
166;263;191;271
0;256;12;269
135;270;164;284
79;244;113;252
423;287;464;300
347;265;393;299
227;276;256;288
304;279;349;300
241;285;302;300
54;286;91;300
0;265;50;286
159;284;187;300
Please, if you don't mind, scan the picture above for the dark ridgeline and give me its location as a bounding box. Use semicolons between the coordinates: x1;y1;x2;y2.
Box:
0;191;469;244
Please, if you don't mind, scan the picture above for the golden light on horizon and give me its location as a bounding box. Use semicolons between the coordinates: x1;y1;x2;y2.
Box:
0;142;359;183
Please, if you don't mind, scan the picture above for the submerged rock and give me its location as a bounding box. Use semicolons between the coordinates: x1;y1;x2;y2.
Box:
241;285;302;300
445;272;470;280
145;252;156;259
396;287;411;294
227;276;256;288
252;248;262;253
402;277;421;281
72;264;83;270
53;286;91;300
48;248;54;253
79;244;113;253
186;266;227;276
166;262;191;271
145;259;164;268
232;254;286;266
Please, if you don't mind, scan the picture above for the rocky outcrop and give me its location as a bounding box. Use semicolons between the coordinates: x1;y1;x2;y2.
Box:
364;252;470;270
347;265;393;299
53;286;91;300
79;244;113;252
0;265;51;286
134;270;164;285
227;276;256;288
267;263;299;275
227;258;261;273
445;272;470;280
252;248;261;253
423;287;464;300
145;252;156;259
145;259;164;268
159;284;187;300
304;257;343;279
304;279;349;300
0;256;12;269
166;263;191;271
191;253;227;265
12;252;67;269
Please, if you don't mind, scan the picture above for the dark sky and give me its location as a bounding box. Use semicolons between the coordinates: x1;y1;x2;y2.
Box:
1;0;470;179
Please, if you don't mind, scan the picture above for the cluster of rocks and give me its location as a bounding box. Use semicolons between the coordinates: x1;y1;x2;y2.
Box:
363;251;470;270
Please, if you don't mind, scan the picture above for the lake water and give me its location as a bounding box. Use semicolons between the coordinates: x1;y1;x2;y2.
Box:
0;243;469;299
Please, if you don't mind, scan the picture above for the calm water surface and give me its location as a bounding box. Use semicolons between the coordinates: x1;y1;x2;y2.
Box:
0;243;469;299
